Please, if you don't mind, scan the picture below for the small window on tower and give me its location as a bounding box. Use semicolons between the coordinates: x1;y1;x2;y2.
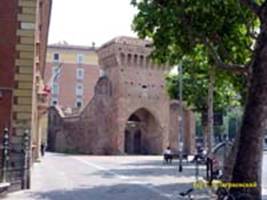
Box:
51;97;58;106
76;68;84;80
75;83;84;96
77;54;84;64
75;99;83;108
77;101;82;108
53;53;60;62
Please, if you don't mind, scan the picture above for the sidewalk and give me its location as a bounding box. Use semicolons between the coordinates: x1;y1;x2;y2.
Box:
4;154;215;200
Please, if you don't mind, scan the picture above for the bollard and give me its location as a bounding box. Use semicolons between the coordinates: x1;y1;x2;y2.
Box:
22;129;30;189
23;130;29;152
2;128;9;182
206;157;213;186
195;155;199;181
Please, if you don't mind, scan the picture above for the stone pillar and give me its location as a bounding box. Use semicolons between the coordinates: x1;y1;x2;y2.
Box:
184;110;196;155
10;0;38;190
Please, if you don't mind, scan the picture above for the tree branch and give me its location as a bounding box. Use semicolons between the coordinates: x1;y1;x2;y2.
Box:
245;43;255;53
245;19;259;39
239;0;261;16
204;38;248;76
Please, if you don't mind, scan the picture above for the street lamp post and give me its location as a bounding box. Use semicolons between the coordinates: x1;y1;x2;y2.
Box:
178;64;184;172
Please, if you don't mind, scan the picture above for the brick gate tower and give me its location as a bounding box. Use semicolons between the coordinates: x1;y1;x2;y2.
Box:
97;37;171;154
48;36;195;155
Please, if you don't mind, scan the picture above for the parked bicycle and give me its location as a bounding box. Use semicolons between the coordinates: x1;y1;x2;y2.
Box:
178;188;194;200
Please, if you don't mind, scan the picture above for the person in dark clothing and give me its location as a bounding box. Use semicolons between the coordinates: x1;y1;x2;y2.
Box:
191;145;206;163
163;146;173;164
41;143;46;156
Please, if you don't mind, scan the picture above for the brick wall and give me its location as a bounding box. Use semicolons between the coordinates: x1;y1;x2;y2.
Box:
0;0;18;133
0;0;51;191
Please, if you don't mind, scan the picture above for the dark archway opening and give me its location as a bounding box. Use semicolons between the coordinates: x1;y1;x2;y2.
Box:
124;109;162;155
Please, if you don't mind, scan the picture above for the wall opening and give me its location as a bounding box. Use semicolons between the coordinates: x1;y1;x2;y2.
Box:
124;109;162;155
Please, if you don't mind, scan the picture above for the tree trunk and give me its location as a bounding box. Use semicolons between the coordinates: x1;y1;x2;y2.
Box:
207;68;215;155
229;22;267;199
203;123;208;150
223;127;241;182
202;69;215;154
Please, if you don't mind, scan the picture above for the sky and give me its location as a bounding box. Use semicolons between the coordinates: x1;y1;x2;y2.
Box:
48;0;137;47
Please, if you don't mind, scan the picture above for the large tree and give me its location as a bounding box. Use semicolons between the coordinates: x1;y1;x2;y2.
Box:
166;59;243;151
166;59;244;114
132;0;267;198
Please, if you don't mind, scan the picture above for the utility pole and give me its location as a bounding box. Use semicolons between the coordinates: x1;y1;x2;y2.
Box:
207;68;215;154
178;64;184;172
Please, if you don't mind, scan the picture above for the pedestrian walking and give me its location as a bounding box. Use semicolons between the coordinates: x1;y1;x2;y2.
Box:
41;143;46;157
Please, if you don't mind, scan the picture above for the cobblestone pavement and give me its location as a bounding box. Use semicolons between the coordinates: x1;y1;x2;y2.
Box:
4;152;267;200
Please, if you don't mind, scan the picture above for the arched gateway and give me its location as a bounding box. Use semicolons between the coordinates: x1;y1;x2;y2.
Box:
96;37;195;155
48;36;195;155
124;108;162;154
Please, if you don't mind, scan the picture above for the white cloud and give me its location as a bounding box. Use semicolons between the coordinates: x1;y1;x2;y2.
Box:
48;0;137;47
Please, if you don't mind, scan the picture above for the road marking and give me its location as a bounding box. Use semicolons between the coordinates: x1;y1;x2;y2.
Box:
72;157;176;200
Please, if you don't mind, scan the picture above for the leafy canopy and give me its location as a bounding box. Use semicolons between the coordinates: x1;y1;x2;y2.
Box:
131;0;258;66
166;58;243;114
131;0;258;113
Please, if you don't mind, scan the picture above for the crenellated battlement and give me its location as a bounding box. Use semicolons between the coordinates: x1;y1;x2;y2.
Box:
97;36;170;71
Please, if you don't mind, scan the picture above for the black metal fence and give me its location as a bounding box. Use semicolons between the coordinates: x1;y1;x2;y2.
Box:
1;128;30;189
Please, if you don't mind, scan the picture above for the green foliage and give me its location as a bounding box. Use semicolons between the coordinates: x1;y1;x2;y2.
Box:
165;61;243;114
166;73;240;113
132;0;258;66
132;0;256;113
195;113;203;136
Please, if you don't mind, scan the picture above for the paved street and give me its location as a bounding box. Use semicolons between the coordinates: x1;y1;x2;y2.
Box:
5;153;211;200
4;152;267;200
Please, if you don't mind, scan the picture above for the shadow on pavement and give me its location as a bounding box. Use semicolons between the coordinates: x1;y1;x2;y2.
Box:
6;182;212;200
122;159;196;166
89;162;206;179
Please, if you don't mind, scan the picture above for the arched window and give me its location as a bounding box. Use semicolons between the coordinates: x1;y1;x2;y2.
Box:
120;53;125;65
127;54;132;65
134;54;138;65
140;55;144;66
